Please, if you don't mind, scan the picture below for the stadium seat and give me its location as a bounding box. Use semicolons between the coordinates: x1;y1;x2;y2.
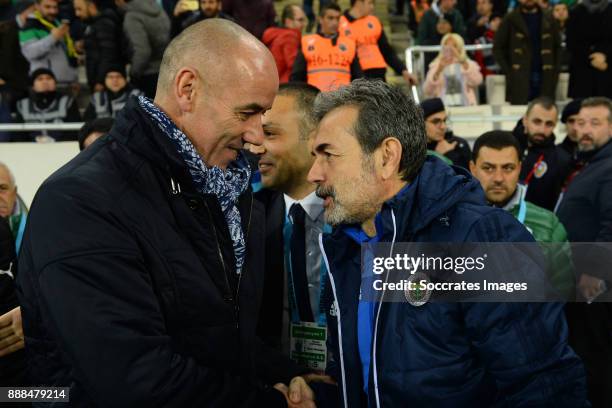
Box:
447;105;494;139
486;75;506;106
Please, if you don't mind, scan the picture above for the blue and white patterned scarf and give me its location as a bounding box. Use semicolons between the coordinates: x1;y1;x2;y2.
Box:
138;96;251;274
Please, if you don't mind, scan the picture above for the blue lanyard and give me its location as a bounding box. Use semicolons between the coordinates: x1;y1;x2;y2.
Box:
357;238;380;399
15;213;27;254
283;215;330;327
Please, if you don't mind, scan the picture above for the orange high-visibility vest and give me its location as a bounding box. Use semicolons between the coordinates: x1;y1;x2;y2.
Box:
302;34;357;92
339;14;385;71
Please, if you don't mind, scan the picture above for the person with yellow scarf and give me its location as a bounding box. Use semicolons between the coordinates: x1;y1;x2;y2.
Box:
19;0;79;86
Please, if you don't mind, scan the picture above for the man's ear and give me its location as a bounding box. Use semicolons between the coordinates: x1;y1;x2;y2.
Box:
175;67;198;113
379;137;403;180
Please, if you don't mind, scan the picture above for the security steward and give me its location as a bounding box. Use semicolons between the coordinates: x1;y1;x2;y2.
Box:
83;66;143;121
340;0;417;84
290;3;363;92
13;68;81;142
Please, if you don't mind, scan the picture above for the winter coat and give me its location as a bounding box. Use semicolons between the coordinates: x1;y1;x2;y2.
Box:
557;140;612;243
566;4;612;99
493;8;561;104
320;156;588;407
123;0;170;78
505;185;574;299
83;8;126;89
18;14;78;84
557;140;612;408
0;18;30;101
513;120;571;211
423;58;483;106
262;26;301;83
16;97;304;407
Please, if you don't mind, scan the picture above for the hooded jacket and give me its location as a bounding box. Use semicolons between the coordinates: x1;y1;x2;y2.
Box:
16;97;304;407
320;157;588;407
262;26;301;83
123;0;170;78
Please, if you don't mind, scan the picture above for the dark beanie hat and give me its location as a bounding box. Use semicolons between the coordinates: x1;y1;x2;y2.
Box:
561;99;583;123
103;65;127;79
420;98;445;119
30;68;56;84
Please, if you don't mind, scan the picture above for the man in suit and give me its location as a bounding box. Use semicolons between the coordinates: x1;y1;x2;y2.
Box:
255;83;330;371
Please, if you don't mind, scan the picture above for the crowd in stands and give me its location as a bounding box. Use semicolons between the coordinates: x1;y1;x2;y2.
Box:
0;1;611;405
0;0;610;143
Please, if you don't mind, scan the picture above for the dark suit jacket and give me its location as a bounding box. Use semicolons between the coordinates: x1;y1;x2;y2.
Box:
254;188;286;350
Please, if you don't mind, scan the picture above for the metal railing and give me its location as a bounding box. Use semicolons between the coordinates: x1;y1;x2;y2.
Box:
0;123;83;132
0;113;523;138
405;44;494;103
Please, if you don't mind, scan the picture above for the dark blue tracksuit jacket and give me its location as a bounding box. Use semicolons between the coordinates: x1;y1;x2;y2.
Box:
319;156;589;407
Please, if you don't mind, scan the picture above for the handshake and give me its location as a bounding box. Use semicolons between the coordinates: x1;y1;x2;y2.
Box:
274;374;336;408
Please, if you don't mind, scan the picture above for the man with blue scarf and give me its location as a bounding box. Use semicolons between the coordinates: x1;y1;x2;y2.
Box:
307;79;588;407
17;19;316;407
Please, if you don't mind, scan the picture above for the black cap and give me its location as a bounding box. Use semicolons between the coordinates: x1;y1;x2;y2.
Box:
103;65;127;79
420;97;445;119
30;68;56;84
561;99;583;123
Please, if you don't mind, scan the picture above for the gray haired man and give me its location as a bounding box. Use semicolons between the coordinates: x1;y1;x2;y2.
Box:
307;79;588;407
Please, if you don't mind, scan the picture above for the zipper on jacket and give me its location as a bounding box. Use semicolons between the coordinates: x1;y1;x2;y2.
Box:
233;191;254;328
371;208;397;408
318;233;349;408
169;177;232;300
201;198;234;306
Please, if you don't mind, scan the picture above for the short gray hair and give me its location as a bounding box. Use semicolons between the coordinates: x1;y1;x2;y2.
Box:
312;79;427;181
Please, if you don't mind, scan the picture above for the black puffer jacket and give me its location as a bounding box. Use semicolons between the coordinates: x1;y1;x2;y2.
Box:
513;120;571;211
83;7;126;89
16;97;303;407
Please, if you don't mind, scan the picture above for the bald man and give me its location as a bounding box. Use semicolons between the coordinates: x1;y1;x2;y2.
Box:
16;20;318;407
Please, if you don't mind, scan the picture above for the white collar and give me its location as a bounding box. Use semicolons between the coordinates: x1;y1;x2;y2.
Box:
284;190;324;221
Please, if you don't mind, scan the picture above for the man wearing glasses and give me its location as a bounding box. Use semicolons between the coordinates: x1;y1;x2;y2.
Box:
420;97;471;169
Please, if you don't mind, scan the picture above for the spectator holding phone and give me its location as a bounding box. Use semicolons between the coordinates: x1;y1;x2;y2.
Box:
423;33;483;106
19;0;79;87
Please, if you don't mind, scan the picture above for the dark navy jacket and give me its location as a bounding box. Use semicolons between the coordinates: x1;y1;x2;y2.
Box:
320;157;588;407
16;97;302;407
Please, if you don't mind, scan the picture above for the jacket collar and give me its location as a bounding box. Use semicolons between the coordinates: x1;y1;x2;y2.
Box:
580;139;612;165
326;156;484;248
108;96;196;193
